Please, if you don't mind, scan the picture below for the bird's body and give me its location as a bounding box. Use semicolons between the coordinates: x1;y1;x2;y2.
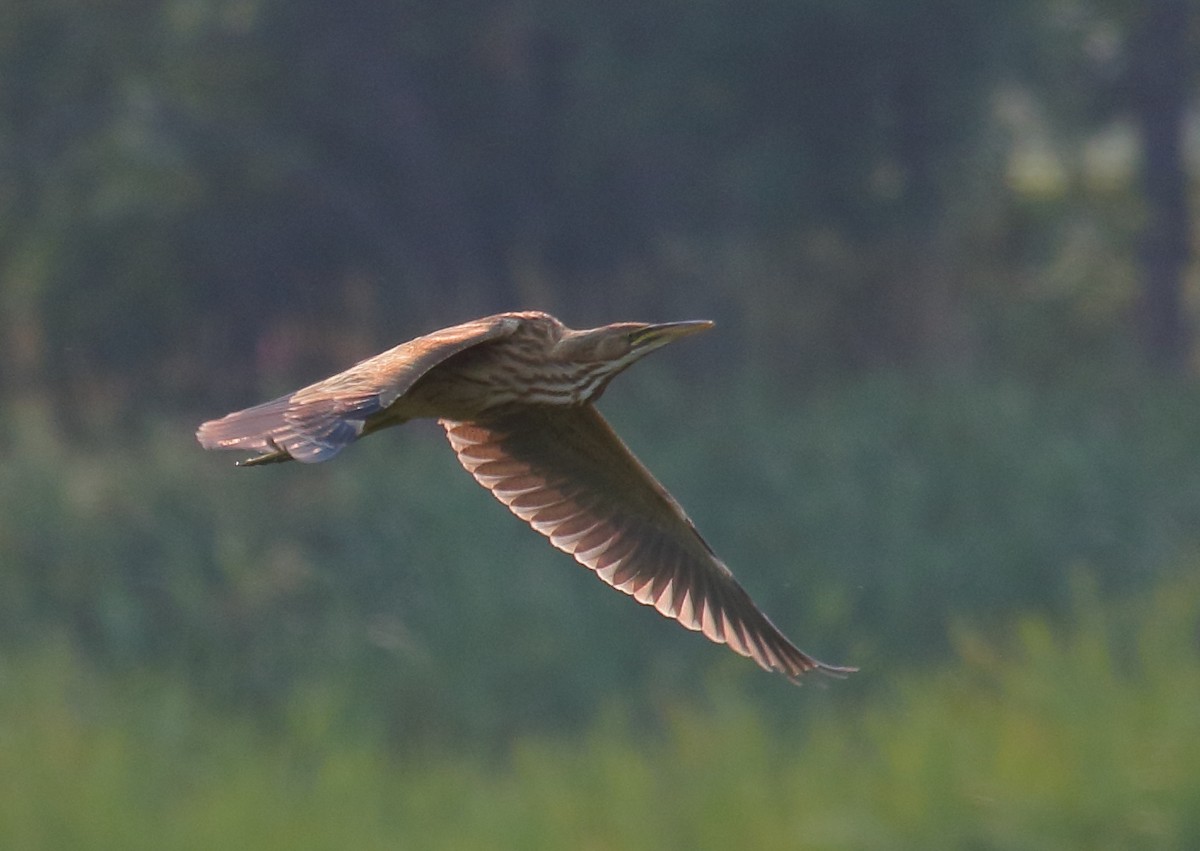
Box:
198;311;854;682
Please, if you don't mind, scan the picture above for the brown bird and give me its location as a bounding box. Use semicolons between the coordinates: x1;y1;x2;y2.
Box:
197;311;854;682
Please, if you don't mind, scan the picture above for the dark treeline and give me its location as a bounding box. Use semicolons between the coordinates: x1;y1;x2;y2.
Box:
2;1;1193;423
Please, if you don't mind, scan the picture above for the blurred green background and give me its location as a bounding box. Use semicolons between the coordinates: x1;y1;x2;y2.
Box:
3;1;1200;847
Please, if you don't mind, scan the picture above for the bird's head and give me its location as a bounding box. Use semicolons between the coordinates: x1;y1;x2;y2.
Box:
553;319;714;398
558;320;713;362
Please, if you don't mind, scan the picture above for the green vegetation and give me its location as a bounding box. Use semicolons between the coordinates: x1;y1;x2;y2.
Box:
5;374;1200;746
1;1;1196;845
2;572;1196;850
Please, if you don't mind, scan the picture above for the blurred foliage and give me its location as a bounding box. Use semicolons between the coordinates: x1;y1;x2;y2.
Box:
1;0;1198;839
2;570;1197;849
0;0;1179;415
4;371;1200;745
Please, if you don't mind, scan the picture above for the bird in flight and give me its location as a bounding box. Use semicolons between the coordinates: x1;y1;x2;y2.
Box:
197;311;854;682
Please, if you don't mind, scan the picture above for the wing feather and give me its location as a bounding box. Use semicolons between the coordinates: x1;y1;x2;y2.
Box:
197;315;520;464
442;405;854;681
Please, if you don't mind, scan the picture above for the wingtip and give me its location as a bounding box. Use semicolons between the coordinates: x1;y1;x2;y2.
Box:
194;419;217;448
816;662;858;678
783;660;857;685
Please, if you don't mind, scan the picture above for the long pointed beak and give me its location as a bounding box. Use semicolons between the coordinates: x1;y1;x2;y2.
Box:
632;320;715;348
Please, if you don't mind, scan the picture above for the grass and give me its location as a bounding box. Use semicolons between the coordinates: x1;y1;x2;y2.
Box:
1;571;1197;850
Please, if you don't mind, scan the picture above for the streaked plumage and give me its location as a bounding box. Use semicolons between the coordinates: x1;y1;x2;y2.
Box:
197;311;854;682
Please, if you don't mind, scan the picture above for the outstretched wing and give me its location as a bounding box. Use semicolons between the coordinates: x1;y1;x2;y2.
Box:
198;314;521;464
441;405;854;681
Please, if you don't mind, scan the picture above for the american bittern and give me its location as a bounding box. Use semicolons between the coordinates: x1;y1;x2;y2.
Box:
197;311;854;682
